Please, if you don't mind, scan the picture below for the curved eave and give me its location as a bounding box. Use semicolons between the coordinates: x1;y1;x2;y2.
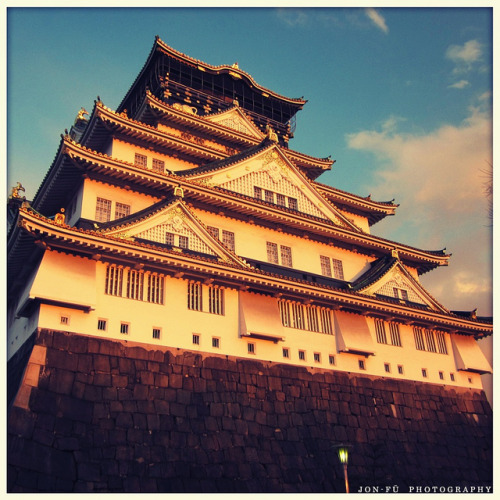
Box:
58;141;451;273
118;37;306;116
16;209;490;338
314;182;398;225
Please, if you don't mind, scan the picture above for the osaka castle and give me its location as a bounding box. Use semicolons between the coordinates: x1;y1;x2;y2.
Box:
7;36;492;393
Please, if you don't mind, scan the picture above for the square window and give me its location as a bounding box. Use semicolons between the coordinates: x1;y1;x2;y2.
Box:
212;337;220;349
152;158;165;173
422;368;427;378
192;334;200;345
314;353;321;363
248;343;255;354
60;315;70;326
178;235;189;249
97;319;107;331
276;193;286;206
120;323;129;335
152;328;161;340
298;350;306;361
288;197;298;211
439;371;444;380
358;359;365;370
328;355;335;366
165;232;175;246
115;202;131;220
134;153;147;167
282;348;290;359
397;365;404;375
264;190;274;203
384;363;391;373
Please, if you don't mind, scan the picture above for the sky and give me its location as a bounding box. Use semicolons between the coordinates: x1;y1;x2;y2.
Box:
4;3;494;321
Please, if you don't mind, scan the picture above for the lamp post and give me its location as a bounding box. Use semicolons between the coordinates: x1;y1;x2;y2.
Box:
336;444;350;493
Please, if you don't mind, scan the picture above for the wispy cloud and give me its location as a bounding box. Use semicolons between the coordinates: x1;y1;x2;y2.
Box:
446;39;482;73
364;8;389;34
448;79;470;89
276;8;309;27
346;107;492;314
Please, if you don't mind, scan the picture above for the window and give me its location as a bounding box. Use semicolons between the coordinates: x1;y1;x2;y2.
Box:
115;202;130;220
222;230;235;252
279;300;333;335
105;265;123;296
178;235;189;249
208;286;224;315
187;282;203;311
468;377;473;384
421;368;428;378
254;186;263;199
192;334;200;345
276;193;286;206
95;197;112;222
314;353;321;363
152;158;165;173
147;273;164;304
212;337;220;349
280;245;293;267
358;359;366;370
389;323;402;347
288;197;298;211
282;348;290;359
60;315;70;326
384;363;391;373
264;190;274;203
375;319;388;344
439;371;444;380
134;153;147;167
120;323;129;335
436;331;448;354
425;329;437;352
298;350;306;361
97;319;107;331
450;373;455;381
165;232;175;246
266;242;279;264
397;365;404;375
126;269;144;300
152;328;161;340
320;256;344;280
207;226;219;239
248;343;255;354
306;307;320;333
413;327;426;351
393;287;409;301
329;355;336;366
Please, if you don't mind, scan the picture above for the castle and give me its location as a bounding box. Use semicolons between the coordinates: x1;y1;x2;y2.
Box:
7;37;492;493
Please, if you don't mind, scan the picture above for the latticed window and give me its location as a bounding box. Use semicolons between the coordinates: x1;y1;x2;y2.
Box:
276;193;286;206
267;242;279;264
280;246;293;267
436;331;448;354
320;308;333;334
375;319;388;344
95;197;112;222
126;269;144;300
291;302;306;330
314;353;321;363
97;319;107;331
288;197;298;210
279;300;291;327
413;327;426;351
298;350;306;361
152;158;165;173
147;273;164;304
264;190;274;203
222;230;235;252
208;286;224;315
394;287;409;300
134;153;147;167
279;300;333;334
306;306;320;333
165;232;175;246
120;323;129;335
115;202;130;220
152;328;161;339
207;226;219;239
331;258;344;280
187;282;203;311
425;329;437;352
389;322;402;346
178;235;189;249
105;265;123;296
254;186;262;199
320;255;332;277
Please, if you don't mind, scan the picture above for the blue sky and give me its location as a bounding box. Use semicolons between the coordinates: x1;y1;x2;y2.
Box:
5;5;494;317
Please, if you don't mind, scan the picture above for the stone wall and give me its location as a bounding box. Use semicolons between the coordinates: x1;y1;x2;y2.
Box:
7;329;493;493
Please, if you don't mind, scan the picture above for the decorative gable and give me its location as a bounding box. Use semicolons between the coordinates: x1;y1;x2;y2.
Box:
192;145;358;229
204;107;264;139
100;200;246;265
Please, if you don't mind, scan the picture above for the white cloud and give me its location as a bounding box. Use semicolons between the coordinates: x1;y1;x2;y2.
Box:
346;107;492;314
446;39;482;73
276;8;309;27
448;80;470;89
365;8;388;34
